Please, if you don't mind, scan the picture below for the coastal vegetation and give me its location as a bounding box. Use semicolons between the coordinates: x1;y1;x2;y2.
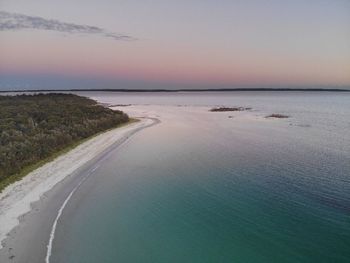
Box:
266;114;289;118
210;107;252;112
0;93;129;190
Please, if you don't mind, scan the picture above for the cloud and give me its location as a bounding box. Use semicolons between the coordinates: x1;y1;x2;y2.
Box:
0;11;136;41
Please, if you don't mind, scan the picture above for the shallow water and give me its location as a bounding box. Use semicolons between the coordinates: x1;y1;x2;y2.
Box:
52;92;350;263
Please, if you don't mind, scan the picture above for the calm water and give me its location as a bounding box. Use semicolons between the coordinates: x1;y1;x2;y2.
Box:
52;92;350;263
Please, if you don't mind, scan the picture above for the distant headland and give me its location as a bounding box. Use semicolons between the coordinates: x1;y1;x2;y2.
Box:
1;88;350;93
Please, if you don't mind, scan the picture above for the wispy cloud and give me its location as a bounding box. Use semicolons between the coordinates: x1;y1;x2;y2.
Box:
0;11;136;41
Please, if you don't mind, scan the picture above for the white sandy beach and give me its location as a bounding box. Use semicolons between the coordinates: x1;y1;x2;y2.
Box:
0;115;155;249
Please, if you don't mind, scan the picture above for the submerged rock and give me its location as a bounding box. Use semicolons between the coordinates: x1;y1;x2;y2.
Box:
265;114;289;119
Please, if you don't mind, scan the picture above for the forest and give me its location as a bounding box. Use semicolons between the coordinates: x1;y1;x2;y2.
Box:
0;93;129;186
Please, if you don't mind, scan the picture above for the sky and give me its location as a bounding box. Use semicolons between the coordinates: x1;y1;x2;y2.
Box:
0;0;349;90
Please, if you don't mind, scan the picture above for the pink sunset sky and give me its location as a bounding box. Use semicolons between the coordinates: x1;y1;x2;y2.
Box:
0;0;349;90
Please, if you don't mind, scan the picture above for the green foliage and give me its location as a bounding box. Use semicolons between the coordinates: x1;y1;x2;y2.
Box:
0;93;129;183
210;107;252;112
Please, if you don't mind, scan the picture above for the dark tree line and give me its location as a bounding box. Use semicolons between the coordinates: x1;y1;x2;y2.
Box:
0;93;129;182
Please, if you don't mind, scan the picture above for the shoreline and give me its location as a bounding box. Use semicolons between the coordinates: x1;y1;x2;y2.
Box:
0;116;158;252
0;118;138;193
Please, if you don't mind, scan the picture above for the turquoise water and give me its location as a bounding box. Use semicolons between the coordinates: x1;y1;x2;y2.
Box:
52;92;350;262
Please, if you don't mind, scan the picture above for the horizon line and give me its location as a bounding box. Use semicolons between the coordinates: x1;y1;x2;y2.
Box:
1;88;350;93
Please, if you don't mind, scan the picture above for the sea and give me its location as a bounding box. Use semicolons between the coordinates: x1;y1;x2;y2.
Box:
50;91;350;263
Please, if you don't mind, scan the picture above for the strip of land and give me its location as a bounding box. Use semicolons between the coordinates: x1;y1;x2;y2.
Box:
1;88;349;93
0;94;130;190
